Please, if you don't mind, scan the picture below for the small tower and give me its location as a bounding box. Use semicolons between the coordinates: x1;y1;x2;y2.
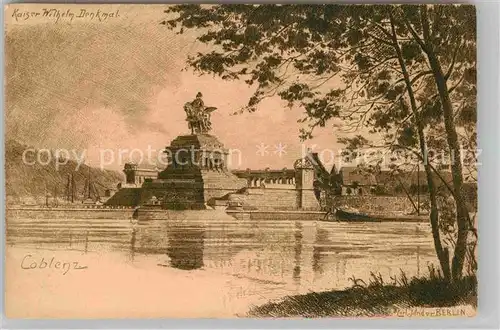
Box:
294;155;320;210
123;163;139;185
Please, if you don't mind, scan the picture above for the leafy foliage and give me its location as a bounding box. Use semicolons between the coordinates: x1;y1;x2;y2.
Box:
164;5;475;151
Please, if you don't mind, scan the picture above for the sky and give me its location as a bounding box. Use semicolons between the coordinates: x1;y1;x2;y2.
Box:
5;4;358;171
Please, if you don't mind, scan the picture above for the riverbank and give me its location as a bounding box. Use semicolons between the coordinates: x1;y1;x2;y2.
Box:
248;273;477;317
6;205;430;222
6;205;135;220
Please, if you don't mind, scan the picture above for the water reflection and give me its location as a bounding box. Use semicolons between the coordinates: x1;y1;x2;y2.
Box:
312;227;330;275
166;224;205;270
129;226;137;261
293;222;302;284
131;221;206;270
7;215;438;294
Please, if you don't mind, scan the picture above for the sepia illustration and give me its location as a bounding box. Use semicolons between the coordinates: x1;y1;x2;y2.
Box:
5;4;477;318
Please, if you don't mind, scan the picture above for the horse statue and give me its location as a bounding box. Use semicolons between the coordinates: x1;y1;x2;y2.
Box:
184;92;217;134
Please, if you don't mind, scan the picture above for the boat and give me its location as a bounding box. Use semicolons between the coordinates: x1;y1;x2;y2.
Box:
322;208;380;222
374;214;428;222
335;209;380;222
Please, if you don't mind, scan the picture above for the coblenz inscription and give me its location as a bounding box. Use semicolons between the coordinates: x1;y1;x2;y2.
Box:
21;254;88;275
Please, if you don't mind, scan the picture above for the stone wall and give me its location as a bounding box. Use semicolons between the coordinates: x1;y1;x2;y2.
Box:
200;170;248;201
331;196;423;215
227;187;321;211
228;188;297;210
140;180;206;210
298;189;321;210
104;187;142;207
136;208;236;221
139;169;247;210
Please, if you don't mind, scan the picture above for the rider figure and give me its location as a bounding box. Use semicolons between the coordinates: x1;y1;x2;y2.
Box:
191;92;205;133
192;92;205;111
193;93;210;132
184;92;216;134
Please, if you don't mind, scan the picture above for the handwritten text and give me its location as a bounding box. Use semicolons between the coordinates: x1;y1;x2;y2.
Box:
11;8;120;23
21;254;88;275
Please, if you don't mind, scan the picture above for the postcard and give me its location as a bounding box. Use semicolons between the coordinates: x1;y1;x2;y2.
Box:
4;4;477;318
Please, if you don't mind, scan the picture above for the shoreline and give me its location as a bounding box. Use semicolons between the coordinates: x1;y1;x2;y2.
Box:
6;205;431;222
248;276;477;318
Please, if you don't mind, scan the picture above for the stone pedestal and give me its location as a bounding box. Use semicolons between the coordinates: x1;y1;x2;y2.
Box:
139;134;247;210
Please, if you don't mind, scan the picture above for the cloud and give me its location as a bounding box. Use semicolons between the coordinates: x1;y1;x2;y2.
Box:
5;20;192;150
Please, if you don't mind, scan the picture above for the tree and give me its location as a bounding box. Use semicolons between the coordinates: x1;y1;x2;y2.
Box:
398;5;476;281
408;184;417;195
164;4;476;280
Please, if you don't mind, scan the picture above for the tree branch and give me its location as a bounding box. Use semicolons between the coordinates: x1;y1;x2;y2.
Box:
400;7;429;54
444;40;463;81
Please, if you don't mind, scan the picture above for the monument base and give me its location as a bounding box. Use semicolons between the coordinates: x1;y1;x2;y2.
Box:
138;134;247;210
139;172;246;210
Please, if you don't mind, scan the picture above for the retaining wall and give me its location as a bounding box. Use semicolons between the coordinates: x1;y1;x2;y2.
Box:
228;188;299;210
6;206;134;220
136;208;236;221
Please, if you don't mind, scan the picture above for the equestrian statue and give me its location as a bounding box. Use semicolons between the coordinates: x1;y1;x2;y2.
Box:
183;92;217;134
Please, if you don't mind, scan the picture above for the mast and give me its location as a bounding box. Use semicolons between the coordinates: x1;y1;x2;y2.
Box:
82;167;91;202
71;174;76;203
66;174;71;202
53;185;58;207
417;163;420;215
66;173;77;203
87;167;92;199
82;167;100;203
45;182;49;207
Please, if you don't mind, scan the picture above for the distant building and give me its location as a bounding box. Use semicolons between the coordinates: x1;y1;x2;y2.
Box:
338;166;377;195
232;168;296;187
123;163;166;186
338;166;454;196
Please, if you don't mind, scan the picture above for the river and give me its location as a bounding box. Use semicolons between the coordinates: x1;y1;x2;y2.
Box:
5;215;438;318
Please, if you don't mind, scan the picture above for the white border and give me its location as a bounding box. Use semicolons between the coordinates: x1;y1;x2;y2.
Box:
1;1;498;329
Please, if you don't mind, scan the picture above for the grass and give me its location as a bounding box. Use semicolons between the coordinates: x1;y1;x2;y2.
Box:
248;268;477;317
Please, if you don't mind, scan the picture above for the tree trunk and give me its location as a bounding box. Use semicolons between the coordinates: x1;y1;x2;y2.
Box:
389;12;451;280
417;6;470;281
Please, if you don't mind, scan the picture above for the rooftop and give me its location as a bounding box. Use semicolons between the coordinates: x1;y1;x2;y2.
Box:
124;162;166;171
339;166;454;187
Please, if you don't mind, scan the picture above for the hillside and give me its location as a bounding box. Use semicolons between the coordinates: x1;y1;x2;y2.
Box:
5;140;124;205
